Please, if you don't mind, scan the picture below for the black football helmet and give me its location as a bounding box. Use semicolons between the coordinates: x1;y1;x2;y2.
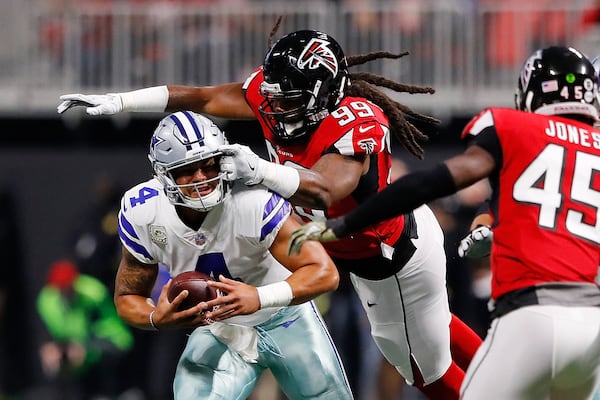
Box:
592;54;600;110
259;30;349;141
515;46;598;121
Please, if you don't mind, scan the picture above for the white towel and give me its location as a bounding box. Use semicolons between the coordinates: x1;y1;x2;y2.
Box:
209;322;259;363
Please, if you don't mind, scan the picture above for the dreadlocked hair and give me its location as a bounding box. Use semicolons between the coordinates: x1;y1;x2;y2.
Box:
267;17;439;159
346;53;439;159
267;16;283;48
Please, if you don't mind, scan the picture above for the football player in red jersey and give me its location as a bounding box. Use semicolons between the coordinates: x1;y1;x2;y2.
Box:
57;29;483;399
290;46;600;400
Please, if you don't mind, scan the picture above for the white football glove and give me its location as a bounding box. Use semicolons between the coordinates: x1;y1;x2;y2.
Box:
288;221;339;255
458;225;493;258
57;93;124;115
219;144;265;185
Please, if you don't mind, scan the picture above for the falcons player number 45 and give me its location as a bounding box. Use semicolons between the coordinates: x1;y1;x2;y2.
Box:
513;143;600;244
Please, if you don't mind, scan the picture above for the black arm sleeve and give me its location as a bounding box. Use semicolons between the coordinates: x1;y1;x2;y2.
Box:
329;163;458;236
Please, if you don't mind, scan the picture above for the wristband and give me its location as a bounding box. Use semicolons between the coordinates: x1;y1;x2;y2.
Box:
258;160;300;198
149;310;159;331
120;86;169;112
256;281;293;308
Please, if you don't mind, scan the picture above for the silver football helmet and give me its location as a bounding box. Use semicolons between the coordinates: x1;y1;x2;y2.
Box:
148;111;229;211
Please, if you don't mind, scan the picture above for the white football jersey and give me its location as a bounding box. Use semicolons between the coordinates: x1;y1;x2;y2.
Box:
117;178;293;326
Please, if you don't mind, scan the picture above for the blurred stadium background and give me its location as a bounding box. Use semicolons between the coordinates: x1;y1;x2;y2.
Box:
1;1;599;399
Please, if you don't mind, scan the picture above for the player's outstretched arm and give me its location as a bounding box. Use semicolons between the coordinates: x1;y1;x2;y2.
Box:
289;145;497;255
58;83;255;119
58;86;169;115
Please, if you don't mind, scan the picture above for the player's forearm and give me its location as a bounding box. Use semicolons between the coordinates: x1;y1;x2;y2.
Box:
287;169;332;209
166;83;255;119
286;262;339;305
289;166;359;209
114;294;157;331
120;86;169;112
470;212;494;230
331;163;458;236
470;201;494;230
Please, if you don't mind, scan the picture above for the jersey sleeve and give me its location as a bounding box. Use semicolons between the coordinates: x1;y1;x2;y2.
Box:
259;191;292;248
117;182;160;264
242;66;264;110
321;99;391;157
230;185;292;249
461;108;503;167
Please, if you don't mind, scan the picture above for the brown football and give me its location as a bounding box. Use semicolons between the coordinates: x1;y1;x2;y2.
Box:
167;271;217;311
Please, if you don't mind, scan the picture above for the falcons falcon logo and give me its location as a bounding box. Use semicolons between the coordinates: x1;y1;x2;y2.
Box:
297;38;339;77
357;138;378;154
520;49;542;90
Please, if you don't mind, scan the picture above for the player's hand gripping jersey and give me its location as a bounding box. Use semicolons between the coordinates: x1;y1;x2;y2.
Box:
118;178;292;326
244;68;406;260
463;107;600;300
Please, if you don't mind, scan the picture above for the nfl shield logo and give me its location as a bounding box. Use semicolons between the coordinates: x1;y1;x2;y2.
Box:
194;232;207;246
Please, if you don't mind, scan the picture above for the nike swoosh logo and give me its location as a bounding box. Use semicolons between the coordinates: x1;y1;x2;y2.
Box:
281;317;300;328
358;125;375;133
367;301;377;307
247;160;255;171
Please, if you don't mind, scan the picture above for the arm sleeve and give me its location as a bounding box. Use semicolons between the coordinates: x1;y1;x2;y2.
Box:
330;163;457;236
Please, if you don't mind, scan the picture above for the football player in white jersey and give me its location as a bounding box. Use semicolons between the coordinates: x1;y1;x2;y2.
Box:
114;111;352;400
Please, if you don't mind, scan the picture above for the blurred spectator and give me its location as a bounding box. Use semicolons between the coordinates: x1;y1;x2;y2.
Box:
70;175;123;292
483;0;599;69
36;259;134;400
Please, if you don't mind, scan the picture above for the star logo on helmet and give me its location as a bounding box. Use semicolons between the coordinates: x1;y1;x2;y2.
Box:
151;135;165;152
297;38;339;77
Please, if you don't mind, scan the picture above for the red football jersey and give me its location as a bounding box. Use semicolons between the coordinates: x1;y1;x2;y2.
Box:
463;107;600;299
243;67;404;259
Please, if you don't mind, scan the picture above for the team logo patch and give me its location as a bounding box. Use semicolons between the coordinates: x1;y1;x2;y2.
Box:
520;49;542;90
297;38;339;77
150;225;167;245
357;138;378;154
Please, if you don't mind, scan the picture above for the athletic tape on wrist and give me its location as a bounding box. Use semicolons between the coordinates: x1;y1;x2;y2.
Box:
259;160;300;198
120;86;169;112
256;281;293;308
